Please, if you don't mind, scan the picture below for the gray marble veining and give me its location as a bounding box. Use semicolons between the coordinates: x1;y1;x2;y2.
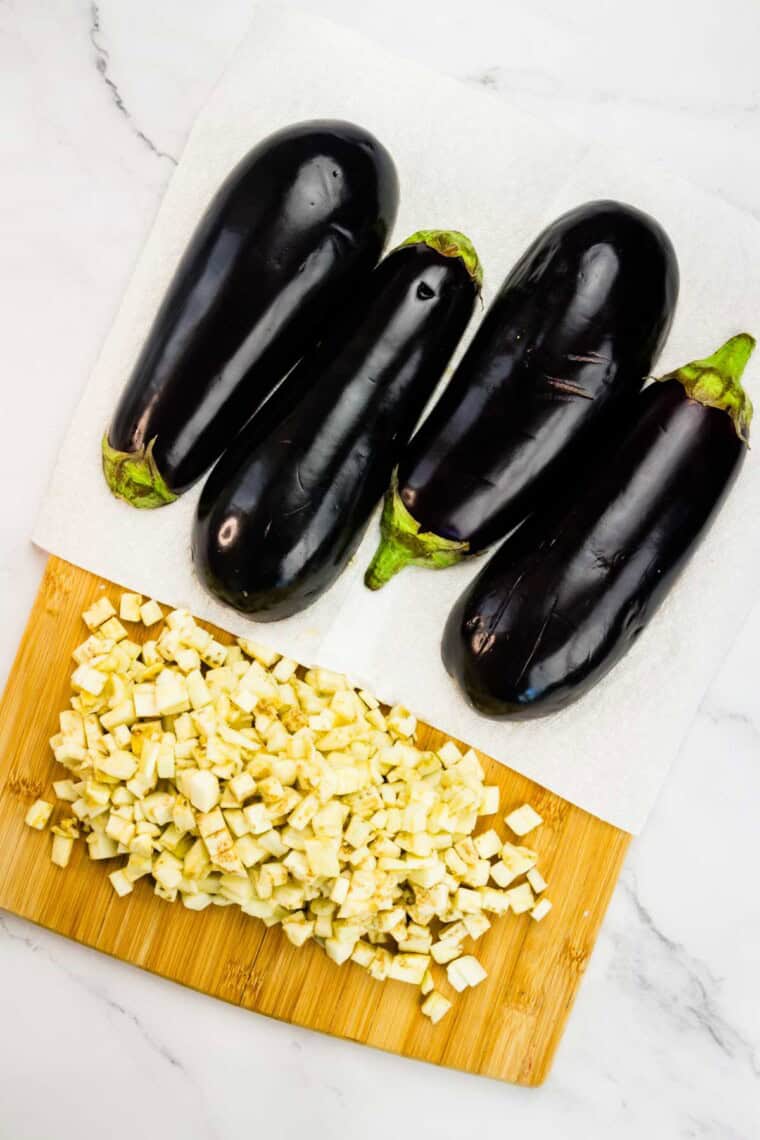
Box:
88;2;178;164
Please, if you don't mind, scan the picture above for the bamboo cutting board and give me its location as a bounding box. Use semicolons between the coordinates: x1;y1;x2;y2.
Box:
0;557;630;1085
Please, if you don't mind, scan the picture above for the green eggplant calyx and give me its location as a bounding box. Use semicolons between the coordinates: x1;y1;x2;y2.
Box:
364;473;469;589
101;433;178;509
398;229;483;291
659;332;756;444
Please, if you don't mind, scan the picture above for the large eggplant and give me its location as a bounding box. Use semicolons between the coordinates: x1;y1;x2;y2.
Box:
103;120;399;507
193;231;482;620
442;334;754;720
365;200;678;587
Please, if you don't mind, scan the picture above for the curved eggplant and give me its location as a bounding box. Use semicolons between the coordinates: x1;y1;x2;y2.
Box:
365;200;678;587
193;231;482;620
442;334;754;720
103;120;399;507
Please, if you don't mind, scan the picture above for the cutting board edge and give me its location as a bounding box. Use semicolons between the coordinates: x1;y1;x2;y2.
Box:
1;828;630;1087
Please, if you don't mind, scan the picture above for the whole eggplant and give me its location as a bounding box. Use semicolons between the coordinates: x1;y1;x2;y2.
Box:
193;231;482;620
442;334;754;720
365;200;678;587
103;120;399;507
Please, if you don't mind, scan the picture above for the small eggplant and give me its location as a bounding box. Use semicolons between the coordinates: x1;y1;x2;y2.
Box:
442;334;754;719
193;231;482;619
103;120;399;507
365;200;678;587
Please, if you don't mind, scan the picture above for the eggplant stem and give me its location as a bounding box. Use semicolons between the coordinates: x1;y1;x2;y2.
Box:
101;433;178;509
364;472;469;589
364;540;415;590
397;230;483;291
658;332;755;444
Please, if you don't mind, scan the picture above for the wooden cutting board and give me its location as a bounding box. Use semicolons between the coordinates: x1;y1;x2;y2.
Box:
0;556;630;1085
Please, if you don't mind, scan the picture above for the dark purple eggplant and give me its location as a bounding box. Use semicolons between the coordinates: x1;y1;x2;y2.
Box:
365;200;678;588
442;334;754;720
102;120;399;508
193;231;482;620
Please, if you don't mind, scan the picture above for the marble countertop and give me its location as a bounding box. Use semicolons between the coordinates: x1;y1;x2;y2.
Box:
2;1;759;1135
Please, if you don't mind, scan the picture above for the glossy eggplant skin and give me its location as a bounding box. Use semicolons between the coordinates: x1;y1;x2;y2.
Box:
365;200;678;587
443;350;751;720
104;120;399;505
193;237;480;620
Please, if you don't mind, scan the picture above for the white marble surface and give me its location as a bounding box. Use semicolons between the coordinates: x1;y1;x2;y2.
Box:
1;1;759;1134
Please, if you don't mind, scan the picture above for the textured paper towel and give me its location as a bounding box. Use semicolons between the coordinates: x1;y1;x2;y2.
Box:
34;5;760;832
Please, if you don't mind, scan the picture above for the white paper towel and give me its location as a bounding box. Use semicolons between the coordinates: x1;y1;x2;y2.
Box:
34;4;760;833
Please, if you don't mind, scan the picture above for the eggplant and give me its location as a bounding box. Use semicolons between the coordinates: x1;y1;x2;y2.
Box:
193;230;482;620
442;334;755;720
365;200;678;588
103;120;399;507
